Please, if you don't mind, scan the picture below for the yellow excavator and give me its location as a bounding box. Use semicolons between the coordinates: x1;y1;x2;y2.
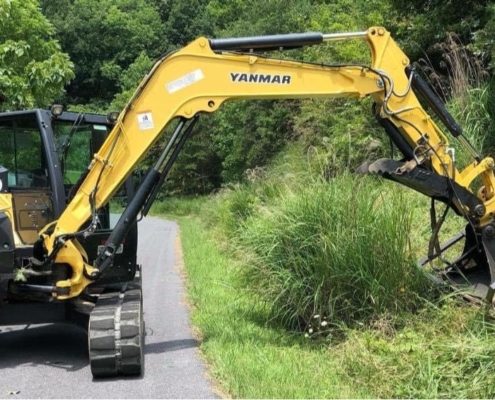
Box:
1;27;495;377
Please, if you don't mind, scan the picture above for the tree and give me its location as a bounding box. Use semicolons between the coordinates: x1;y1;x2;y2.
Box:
207;0;312;37
391;0;490;61
157;0;213;48
44;0;164;104
0;0;74;111
110;52;154;111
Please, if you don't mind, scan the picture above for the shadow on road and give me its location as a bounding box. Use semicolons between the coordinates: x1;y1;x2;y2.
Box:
0;323;199;375
145;338;198;354
0;323;88;373
91;338;201;383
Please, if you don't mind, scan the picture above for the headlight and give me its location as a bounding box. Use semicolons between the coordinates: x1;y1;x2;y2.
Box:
50;104;64;117
107;111;119;124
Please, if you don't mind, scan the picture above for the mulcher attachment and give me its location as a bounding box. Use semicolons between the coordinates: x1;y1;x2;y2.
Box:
88;277;144;378
368;158;495;303
417;224;495;303
368;158;484;219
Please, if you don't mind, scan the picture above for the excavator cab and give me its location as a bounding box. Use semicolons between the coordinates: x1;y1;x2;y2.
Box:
0;108;138;307
0;111;59;245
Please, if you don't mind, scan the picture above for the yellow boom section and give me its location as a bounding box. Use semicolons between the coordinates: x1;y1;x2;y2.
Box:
43;27;495;298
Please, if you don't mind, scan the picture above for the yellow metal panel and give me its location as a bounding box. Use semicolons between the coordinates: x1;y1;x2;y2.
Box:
0;193;21;247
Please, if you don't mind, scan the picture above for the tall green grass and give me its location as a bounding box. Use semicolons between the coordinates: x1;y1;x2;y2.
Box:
228;175;431;329
170;204;495;398
156;139;495;397
449;85;493;168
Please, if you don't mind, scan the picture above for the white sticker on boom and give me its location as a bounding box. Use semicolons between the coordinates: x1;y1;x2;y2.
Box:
137;112;154;130
166;69;204;94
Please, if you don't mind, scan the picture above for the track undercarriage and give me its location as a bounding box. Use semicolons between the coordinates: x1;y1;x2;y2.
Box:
88;270;144;378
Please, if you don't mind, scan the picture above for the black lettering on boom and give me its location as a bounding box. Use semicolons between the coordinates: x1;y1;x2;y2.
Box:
230;72;291;84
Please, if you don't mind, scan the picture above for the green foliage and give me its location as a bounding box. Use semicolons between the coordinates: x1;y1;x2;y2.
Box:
216;184;259;233
110;52;153;110
172;212;495;398
337;304;495;398
209;100;296;182
162;0;213;47
294;98;387;177
448;85;494;168
165;126;223;195
177;214;352;398
44;0;163;103
304;0;393;64
391;0;489;60
0;0;74;110
473;4;495;67
207;0;313;36
220;176;430;329
151;195;205;216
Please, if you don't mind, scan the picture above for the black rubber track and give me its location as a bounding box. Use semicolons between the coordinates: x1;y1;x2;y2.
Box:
88;275;144;378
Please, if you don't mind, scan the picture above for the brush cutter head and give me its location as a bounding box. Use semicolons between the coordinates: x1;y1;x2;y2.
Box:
419;224;495;303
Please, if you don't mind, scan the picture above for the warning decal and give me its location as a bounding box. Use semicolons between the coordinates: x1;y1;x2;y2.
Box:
166;69;204;94
137;112;154;130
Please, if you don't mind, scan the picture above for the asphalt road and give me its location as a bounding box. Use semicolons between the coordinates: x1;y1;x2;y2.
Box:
0;217;218;399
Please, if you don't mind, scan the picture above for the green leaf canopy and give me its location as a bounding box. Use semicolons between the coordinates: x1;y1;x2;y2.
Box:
0;0;74;110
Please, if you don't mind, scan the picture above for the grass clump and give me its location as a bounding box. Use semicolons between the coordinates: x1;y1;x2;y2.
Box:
231;175;431;329
449;85;493;168
216;185;259;234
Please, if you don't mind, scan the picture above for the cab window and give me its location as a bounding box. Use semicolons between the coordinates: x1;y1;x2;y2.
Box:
0;115;48;188
53;121;108;185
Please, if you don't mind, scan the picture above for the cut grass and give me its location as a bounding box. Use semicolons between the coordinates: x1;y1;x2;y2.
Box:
334;306;495;399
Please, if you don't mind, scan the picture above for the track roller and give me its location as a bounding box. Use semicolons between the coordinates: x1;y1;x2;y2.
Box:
88;279;144;378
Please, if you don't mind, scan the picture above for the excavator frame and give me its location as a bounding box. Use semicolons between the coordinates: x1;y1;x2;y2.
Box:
2;26;495;377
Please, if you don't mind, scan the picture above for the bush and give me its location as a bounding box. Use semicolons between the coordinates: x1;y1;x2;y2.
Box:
235;175;431;329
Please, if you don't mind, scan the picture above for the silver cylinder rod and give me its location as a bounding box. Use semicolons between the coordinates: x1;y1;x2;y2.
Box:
458;135;480;160
322;31;368;41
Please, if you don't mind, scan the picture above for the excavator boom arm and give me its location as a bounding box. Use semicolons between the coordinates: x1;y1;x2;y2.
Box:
41;27;495;299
